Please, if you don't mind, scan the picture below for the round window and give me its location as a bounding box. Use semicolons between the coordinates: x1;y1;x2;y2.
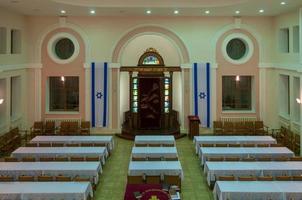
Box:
54;38;75;60
47;32;80;64
221;33;254;65
226;38;247;60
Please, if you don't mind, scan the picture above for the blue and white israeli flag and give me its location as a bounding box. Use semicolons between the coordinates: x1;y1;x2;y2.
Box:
91;62;109;127
193;63;211;128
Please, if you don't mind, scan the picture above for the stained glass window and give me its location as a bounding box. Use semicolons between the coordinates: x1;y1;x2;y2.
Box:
142;55;160;65
164;78;170;113
132;78;138;113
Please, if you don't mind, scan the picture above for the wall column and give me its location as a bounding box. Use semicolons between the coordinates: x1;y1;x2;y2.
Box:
34;67;42;122
84;63;91;121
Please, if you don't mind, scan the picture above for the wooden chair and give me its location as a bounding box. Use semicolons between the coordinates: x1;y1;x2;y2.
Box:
146;176;161;184
26;143;38;147
242;144;255;147
55;175;72;181
292;175;302;181
257;176;273;181
245;121;255;135
217;175;235;181
257;144;269;147
162;144;174;147
201;144;214;147
213;121;223;135
294;134;300;156
274;157;289;161
37;175;53;181
275;176;291;181
254;121;268;135
81;143;94;147
59;121;70;135
70;156;85;162
148;144;161;147
30;121;44;138
69;121;79;135
270;143;283;147
0;175;14;182
44;121;56;135
164;175;181;188
208;157;224;161
85;156;100;162
257;157;272;161
148;157;162;161
222;122;234;135
127;175;144;184
135;144;148;147
132;157;146;161
4;157;18;162
234;122;248;135
215;143;228;147
228;144;240;147
242;157;256;162
80;121;90;135
18;175;35;182
238;176;257;181
290;157;302;161
66;143;80;147
225;157;240;161
39;143;51;147
54;157;69;162
165;157;178;161
39;157;54;162
21;157;36;162
52;143;64;147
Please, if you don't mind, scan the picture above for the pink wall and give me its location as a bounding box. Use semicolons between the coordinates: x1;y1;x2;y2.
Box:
41;28;86;120
216;29;260;119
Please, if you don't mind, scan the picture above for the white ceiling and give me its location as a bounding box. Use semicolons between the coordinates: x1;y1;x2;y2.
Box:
0;0;301;16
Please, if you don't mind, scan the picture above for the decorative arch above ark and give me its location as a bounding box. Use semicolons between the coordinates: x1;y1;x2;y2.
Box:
138;48;165;66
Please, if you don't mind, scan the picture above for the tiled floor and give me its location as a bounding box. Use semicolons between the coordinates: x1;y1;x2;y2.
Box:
94;136;214;200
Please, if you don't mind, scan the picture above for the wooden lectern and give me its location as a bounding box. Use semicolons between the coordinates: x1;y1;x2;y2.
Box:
188;115;200;139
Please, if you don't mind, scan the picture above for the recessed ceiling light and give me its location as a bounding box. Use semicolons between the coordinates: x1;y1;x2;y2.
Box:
259;9;264;13
174;10;179;14
205;10;210;14
281;2;286;5
235;10;240;14
60;10;66;14
90;10;95;14
146;10;151;14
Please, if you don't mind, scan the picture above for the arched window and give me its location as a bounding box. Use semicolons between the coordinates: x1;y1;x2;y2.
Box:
138;48;165;66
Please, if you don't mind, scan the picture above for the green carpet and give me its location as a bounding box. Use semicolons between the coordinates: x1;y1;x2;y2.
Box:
94;136;213;200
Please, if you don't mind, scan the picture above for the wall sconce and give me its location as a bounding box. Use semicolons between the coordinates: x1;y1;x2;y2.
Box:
296;98;301;104
61;76;65;82
0;99;4;105
235;75;240;82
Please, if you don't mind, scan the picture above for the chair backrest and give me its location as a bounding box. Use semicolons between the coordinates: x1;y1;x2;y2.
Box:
39;157;54;162
4;157;18;162
164;175;181;187
201;144;214;147
292;175;302;181
81;121;90;129
238;176;257;181
34;121;44;129
0;175;14;182
148;157;162;161
217;176;235;181
74;176;90;182
127;175;144;184
242;144;255;147
85;156;100;162
66;143;80;147
18;175;35;182
70;156;85;162
242;157;256;162
22;157;36;162
54;157;69;162
165;157;178;161
257;176;273;181
208;157;224;161
26;143;38;147
255;121;264;129
39;143;51;147
270;143;283;147
274;157;289;161
52;143;64;147
132;157;146;161
148;144;161;147
257;157;272;161
213;121;223;129
228;144;240;147
257;144;269;147
276;176;291;181
162;144;174;147
146;176;161;184
55;175;72;181
135;144;148;147
37;175;53;181
81;143;94;147
94;143;106;147
290;157;302;161
225;157;240;161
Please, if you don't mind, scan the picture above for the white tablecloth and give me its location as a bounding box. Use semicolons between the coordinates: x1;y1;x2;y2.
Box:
31;136;114;151
205;161;302;186
128;161;183;180
194;136;277;154
199;147;294;165
131;147;178;158
12;147;108;165
135;135;175;145
213;181;302;200
0;182;93;200
0;162;102;184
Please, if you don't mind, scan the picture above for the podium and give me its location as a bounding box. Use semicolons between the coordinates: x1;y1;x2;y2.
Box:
188;115;200;139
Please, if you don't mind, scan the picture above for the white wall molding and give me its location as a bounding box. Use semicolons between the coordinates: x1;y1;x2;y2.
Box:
180;63;191;69
259;62;302;73
110;63;121;68
0;63;42;72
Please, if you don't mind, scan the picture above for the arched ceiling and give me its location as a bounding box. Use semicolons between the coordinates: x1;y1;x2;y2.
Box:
0;0;301;16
